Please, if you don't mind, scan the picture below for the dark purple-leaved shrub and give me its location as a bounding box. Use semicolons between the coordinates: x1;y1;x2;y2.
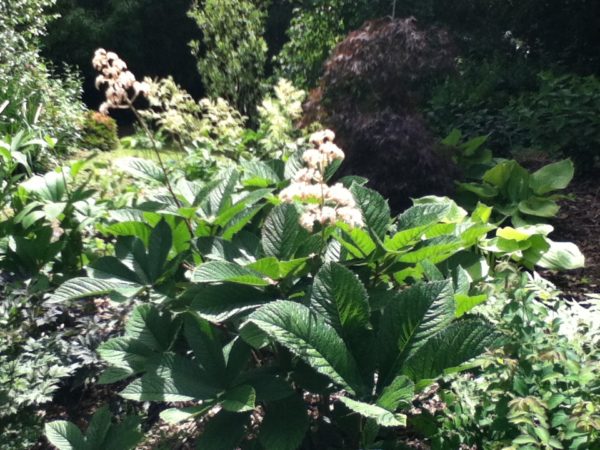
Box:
305;17;458;211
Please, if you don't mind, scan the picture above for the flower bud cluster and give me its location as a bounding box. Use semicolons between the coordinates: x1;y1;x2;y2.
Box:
279;130;364;232
92;48;150;115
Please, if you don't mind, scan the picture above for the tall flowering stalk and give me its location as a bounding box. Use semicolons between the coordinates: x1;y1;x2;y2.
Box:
92;49;185;212
279;130;364;232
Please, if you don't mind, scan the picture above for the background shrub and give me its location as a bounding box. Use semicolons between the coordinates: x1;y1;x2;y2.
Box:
305;18;458;211
80;111;119;152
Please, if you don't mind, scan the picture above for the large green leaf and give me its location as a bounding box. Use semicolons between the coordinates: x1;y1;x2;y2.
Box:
125;305;175;352
120;354;219;402
183;314;227;387
85;407;111;450
310;262;370;336
192;260;269;286
259;394;309;450
402;318;505;382
44;421;86;450
262;203;301;260
338;397;407;427
46;277;134;304
378;281;455;383
97;338;159;381
115;157;166;183
195;411;250;450
102;416;143;450
530;159;574;195
146;219;172;282
524;238;585;270
518;197;560;218
350;184;390;239
396;203;451;230
188;283;273;322
221;384;256;412
377;376;415;412
242;301;365;395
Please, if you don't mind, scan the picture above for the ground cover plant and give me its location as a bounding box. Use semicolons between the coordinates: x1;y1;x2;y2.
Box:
1;1;600;449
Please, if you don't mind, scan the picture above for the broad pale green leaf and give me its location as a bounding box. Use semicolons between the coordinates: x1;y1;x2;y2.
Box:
44;421;86;450
310;262;370;336
195;411;250;450
192;261;269;286
525;238;585;270
338;397;407;427
259;394;309;450
518;198;560;218
262;204;301;260
335;223;377;258
221;384;256;412
350;184;390;239
377;376;414;412
378;281;455;383
530;159;574;195
455;294;488;318
397;236;462;264
188;283;273;322
120;354;219;401
243;301;364;395
402;318;505;382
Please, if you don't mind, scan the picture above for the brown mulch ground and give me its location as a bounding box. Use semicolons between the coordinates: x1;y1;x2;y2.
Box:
545;177;600;301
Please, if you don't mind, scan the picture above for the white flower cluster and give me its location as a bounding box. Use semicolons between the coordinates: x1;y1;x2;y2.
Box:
92;48;150;115
279;130;364;232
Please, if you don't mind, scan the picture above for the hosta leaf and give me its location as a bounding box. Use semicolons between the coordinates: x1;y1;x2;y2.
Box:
525;238;585;270
518;198;560;218
44;421;86;450
120;354;219;402
243;301;364;395
338;397;407;427
188;283;273;322
378;281;455;383
402;318;505;382
350;184;390;239
530;159;574;195
259;394;309;450
310;262;370;336
192;261;269;286
262;204;301;260
195;411;250;450
221;384;256;412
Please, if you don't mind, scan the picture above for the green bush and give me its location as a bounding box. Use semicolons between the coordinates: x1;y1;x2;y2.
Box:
428;274;600;449
188;0;268;117
80;111;119;152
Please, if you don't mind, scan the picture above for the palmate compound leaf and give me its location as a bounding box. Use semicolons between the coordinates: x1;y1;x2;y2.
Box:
402;318;506;383
124;304;176;352
310;262;370;336
120;354;220;402
377;281;455;384
259;393;309;450
242;300;365;395
85;406;111;449
191;260;270;286
261;203;302;260
338;397;407;428
195;410;250;450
